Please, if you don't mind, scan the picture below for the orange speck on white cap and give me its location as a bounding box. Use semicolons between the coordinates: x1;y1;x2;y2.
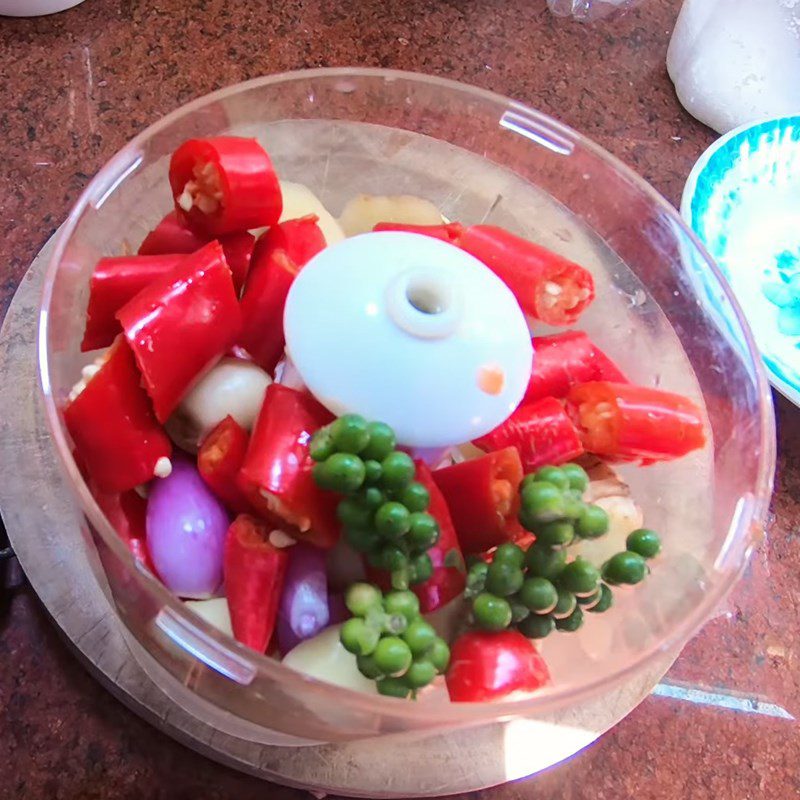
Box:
477;364;505;395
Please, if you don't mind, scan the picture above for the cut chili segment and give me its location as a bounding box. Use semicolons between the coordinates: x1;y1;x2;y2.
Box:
432;447;524;555
197;415;256;516
116;240;242;422
409;461;467;613
566;381;706;464
372;221;465;243
250;214;326;275
473;397;584;472
138;210;208;256
238;216;326;374
169;137;282;237
138;211;256;295
81;254;187;352
445;629;550;702
224;514;289;652
88;480;156;573
524;330;627;404
458;225;595;326
64;337;172;492
239;384;339;549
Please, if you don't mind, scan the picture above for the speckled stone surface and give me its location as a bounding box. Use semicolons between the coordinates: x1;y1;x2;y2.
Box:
1;0;798;797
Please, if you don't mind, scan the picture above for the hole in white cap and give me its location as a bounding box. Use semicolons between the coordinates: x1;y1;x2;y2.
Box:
406;278;449;316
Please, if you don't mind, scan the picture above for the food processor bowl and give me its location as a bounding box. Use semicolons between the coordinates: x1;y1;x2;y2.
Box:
38;68;775;743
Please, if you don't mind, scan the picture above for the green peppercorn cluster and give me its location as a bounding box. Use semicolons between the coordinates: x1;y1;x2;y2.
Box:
340;583;450;697
311;415;441;590
465;462;662;638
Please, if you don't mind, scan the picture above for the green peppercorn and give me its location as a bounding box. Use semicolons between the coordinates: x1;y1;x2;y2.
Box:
363;486;386;509
356;653;384;679
519;481;565;524
383;590;420;621
517;612;555;639
313;453;366;494
373;636;413;676
535;520;575;547
465;560;489;598
378;545;408;572
525;543;567;580
563;496;586;521
485;560;524;597
404;659;437;689
399;482;430;513
309;428;335;462
330;414;370;454
552;587;577;619
472;592;512;631
380;451;415;491
575;504;610;539
375;501;411;539
518;576;558;613
587;583;614;613
408;552;433;585
576;588;601;608
555;606;584;632
559;557;601;596
337;497;374;530
376;676;411;698
340;617;380;656
603;551;648;585
510;601;531;623
533;466;570;491
406;512;439;551
492;542;525;569
345;583;383;617
561;463;589;492
626;528;661;559
363;459;383;485
428;638;450;673
361;422;397;462
402;618;437;656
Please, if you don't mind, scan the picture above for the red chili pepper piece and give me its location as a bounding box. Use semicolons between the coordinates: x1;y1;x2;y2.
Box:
410;461;467;613
251;215;326;274
473;397;584;472
138;211;256;294
566;381;706;464
88;480;157;573
219;231;256;294
138;210;208;256
524;330;627;404
458;225;595;326
224;514;289;652
169;137;282;237
239;216;326;374
65;338;172;492
116;240;242;423
197;415;257;516
239;384;339;549
446;629;550;702
372;221;465;243
81;254;187;352
432;447;524;555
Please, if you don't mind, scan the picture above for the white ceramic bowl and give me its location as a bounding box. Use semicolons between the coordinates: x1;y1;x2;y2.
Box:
682;115;800;407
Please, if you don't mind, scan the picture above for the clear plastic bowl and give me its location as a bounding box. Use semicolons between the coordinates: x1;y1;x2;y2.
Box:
38;68;775;743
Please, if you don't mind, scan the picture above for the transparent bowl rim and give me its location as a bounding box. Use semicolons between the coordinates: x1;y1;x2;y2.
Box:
38;67;777;726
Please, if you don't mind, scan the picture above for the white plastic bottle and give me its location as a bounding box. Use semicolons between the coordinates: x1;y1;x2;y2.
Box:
668;0;800;134
0;0;86;16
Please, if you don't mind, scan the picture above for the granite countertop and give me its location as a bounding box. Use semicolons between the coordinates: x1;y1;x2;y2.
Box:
1;0;798;797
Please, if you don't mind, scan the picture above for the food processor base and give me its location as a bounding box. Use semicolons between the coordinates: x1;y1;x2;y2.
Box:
0;238;680;797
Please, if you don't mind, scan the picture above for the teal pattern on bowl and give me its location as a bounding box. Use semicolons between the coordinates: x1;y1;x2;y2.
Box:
682;116;800;407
